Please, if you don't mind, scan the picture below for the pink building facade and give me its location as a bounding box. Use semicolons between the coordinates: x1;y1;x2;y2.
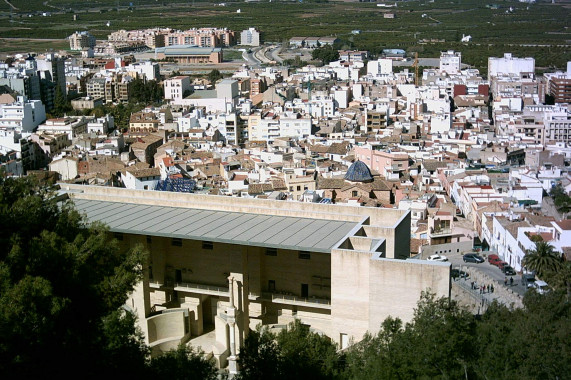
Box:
354;146;409;178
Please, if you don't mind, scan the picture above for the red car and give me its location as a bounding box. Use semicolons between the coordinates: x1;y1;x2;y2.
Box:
489;257;502;266
488;254;500;263
496;261;509;270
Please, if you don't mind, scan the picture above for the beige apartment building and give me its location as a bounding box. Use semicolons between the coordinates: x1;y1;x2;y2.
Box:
62;185;450;373
165;28;236;47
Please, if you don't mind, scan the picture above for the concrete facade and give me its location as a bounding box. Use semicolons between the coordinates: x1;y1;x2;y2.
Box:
62;185;450;368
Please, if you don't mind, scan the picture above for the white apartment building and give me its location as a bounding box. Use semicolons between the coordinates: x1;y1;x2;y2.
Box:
543;106;571;144
87;115;114;135
247;112;311;142
126;61;160;81
367;59;393;77
240;28;260;47
439;50;461;74
488;53;535;78
164;76;191;101
0;96;46;132
37;116;90;140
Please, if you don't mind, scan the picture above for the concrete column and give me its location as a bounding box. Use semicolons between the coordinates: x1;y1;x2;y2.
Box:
227;275;239;376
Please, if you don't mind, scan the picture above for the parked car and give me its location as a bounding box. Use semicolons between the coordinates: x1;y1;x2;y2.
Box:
487;254;499;263
463;253;484;263
522;273;536;288
489;257;502;267
496;261;509;270
502;265;516;276
451;268;469;279
427;254;448;262
530;280;549;294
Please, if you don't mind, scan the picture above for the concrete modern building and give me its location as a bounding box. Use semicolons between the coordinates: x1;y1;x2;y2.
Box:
69;31;96;51
439;50;461;75
155;46;223;64
164;76;191;101
61;185;450;373
488;53;535;78
339;50;368;62
165;28;236;47
548;77;571;104
240;28;260;47
0;96;46;132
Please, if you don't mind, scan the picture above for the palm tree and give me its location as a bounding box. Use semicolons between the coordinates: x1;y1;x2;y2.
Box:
523;241;561;279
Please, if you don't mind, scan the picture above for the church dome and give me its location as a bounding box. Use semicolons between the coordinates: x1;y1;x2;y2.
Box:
344;160;373;182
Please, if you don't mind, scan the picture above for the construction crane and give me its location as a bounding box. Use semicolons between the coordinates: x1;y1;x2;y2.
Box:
412;52;420;87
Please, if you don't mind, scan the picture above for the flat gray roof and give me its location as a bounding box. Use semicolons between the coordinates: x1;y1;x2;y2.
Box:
73;199;358;253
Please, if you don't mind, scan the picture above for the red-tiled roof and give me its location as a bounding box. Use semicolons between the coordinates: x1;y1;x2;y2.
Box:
555;220;571;231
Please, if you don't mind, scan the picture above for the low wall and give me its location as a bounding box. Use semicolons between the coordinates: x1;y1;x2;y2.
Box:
147;309;188;348
419;240;473;259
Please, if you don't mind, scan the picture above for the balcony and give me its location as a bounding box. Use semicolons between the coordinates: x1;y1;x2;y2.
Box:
430;228;453;237
250;291;331;310
174;282;230;297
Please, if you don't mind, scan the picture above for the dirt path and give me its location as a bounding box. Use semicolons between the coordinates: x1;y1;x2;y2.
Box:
3;0;18;10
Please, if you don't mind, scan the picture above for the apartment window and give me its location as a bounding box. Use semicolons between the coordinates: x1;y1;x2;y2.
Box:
268;280;276;292
297;186;301;191
114;232;124;241
172;238;183;247
202;241;213;250
299;251;311;260
352;191;358;197
265;248;278;256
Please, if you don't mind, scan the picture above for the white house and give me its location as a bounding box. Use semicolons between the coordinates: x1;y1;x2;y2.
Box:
0;96;46;132
122;167;161;190
49;156;79;180
164;76;191;101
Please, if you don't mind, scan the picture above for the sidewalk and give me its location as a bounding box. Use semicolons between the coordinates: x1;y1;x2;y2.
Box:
451;269;523;314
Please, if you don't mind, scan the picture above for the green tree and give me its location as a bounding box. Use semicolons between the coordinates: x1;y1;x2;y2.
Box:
311;45;340;65
0;176;147;377
208;69;223;85
523;241;561;279
236;325;282;379
148;344;220;380
344;292;477;379
52;85;71;117
237;320;342;380
277;319;344;379
550;184;571;215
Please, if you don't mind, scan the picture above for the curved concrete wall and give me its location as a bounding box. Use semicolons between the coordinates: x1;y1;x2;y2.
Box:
147;310;186;344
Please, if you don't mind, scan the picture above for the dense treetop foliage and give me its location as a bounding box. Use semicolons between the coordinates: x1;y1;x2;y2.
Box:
0;177;218;378
239;291;570;380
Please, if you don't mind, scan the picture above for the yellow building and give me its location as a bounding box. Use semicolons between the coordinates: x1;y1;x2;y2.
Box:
62;184;450;374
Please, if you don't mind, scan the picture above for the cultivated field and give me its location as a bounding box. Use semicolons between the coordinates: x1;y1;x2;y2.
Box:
0;0;569;72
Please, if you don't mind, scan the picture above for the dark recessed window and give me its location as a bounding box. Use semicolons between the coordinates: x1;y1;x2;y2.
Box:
172;238;183;247
265;248;277;256
114;232;123;241
146;235;152;244
202;241;213;250
299;251;311;260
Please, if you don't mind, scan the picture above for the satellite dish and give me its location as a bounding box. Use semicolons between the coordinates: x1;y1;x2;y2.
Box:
106;21;111;27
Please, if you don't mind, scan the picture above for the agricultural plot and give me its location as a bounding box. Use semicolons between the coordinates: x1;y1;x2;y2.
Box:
0;0;568;72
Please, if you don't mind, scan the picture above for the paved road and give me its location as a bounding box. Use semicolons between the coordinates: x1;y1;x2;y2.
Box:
446;250;527;297
242;47;262;67
267;45;283;63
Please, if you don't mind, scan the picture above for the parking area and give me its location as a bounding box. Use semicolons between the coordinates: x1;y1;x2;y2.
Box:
446;250;527;297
